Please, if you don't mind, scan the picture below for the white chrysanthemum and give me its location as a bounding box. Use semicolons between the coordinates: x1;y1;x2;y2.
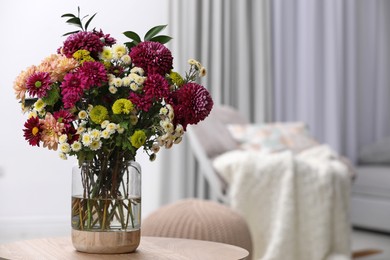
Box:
175;124;184;136
160;107;168;116
151;143;160;153
113;44;127;59
121;54;131;64
59;134;68;144
188;59;198;65
71;141;82;152
130;82;139;91
78;110;88;120
101;129;111;139
77;126;86;134
87;104;93;112
34;99;46;112
109;86;118;94
160;120;174;134
106;123;117;133
129;73;137;81
130;67;144;76
135;75;145;85
122;77;131;87
28;111;38;119
101;120;110;129
90;140;102;151
108;74;116;81
82;133;92;146
90;129;101;140
117;126;125;134
165;139;173;149
100;46;113;60
109;77;116;86
130;115;138;125
59;142;71;153
59;152;67;160
113;78;122;87
199;67;207;77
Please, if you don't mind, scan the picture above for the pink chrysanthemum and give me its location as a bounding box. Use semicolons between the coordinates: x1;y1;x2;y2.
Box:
26;72;52;98
78;61;107;89
40;113;65;151
14;65;37;100
60;73;85;109
93;29;116;46
169;83;213;130
23;116;42;147
38;54;79;82
130;41;173;76
61;31;104;59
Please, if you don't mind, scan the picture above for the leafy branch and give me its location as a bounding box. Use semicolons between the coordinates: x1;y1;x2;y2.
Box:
123;25;172;50
61;7;97;36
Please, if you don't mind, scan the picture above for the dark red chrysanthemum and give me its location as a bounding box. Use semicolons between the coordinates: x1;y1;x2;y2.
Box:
53;110;75;125
26;72;52;98
64;125;79;144
78;61;107;89
168;83;213;130
93;29;116;46
61;31;105;59
130;41;173;76
144;74;170;101
60;73;85;109
129;92;152;112
23;116;42;146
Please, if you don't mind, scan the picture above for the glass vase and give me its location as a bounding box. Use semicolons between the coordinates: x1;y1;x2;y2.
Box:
71;159;141;254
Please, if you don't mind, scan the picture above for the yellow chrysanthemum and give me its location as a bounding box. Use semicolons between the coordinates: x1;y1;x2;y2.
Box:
89;105;108;124
100;47;113;60
112;98;133;115
34;99;46;112
130;130;146;149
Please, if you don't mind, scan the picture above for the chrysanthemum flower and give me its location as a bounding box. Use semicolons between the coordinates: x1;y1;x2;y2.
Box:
82;133;92;146
130;41;173;76
100;46;113;61
101;120;110;129
14;66;37;100
53;110;74;125
61;31;105;59
60;73;85;109
89;105;108;124
78;110;88;120
71;141;82;152
23;116;42;147
90;129;101;140
78;61;107;89
59;142;71;153
92;29;116;47
59;134;68;144
106;123;117;133
130;130;146;148
40;113;65;150
101;129;111;139
121;54;131;64
112;44;127;59
90;140;102;151
112;98;133;115
34;99;46;112
26;72;52;98
130;67;145;76
144;74;170;100
168;83;213;130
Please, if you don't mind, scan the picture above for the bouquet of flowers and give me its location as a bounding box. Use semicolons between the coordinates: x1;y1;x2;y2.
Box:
13;8;213;232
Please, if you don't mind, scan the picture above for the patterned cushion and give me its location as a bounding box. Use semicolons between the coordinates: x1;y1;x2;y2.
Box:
227;122;318;154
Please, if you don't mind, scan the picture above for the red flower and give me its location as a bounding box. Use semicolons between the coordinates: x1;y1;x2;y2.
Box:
78;61;107;89
26;72;52;98
61;31;105;59
130;41;173;76
53;110;75;125
23;116;42;146
60;73;85;109
92;29;116;47
169;83;213;130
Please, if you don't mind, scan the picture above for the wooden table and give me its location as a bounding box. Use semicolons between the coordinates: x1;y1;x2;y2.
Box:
0;236;249;260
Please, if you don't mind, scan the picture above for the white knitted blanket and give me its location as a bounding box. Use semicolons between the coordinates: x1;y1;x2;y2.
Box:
213;145;351;260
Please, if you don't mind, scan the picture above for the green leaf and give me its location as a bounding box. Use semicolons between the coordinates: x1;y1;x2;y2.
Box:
123;31;141;43
62;30;81;36
85;13;97;31
144;25;167;41
66;17;82;28
124;41;137;50
61;13;76;18
150;35;172;44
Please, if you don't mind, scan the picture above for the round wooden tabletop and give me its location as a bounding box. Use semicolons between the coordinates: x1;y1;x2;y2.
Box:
0;236;249;260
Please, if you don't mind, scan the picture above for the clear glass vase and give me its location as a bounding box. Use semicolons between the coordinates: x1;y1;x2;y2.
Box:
71;159;141;254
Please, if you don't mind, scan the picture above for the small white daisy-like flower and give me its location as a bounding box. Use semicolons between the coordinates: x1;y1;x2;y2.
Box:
159;107;168;116
121;54;131;64
60;142;71;153
113;44;127;59
114;78;122;87
59;134;68;144
109;86;118;94
117;126;125;134
135;75;146;85
160;120;174;134
130;67;144;76
100;46;113;60
78;110;88;120
130;115;138;125
101;129;111;139
199;67;207;77
90;140;102;151
165;139;173;149
101;120;110;129
28;111;38;119
130;82;139;91
129;73;137;82
157;137;164;146
108;74;116;81
82;133;92;146
106;123;117;133
175;124;184;136
188;59;197;65
151;143;160;153
122;77;131;87
90;129;101;140
71;141;82;152
59;152;67;160
77;126;86;134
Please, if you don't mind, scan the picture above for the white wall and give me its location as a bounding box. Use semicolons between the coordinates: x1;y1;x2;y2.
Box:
0;0;167;243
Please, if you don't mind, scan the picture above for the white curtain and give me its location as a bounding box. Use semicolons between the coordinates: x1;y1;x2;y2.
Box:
160;0;273;203
272;0;390;163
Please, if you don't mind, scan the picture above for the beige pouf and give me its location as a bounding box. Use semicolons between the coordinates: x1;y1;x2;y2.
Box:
142;199;253;259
